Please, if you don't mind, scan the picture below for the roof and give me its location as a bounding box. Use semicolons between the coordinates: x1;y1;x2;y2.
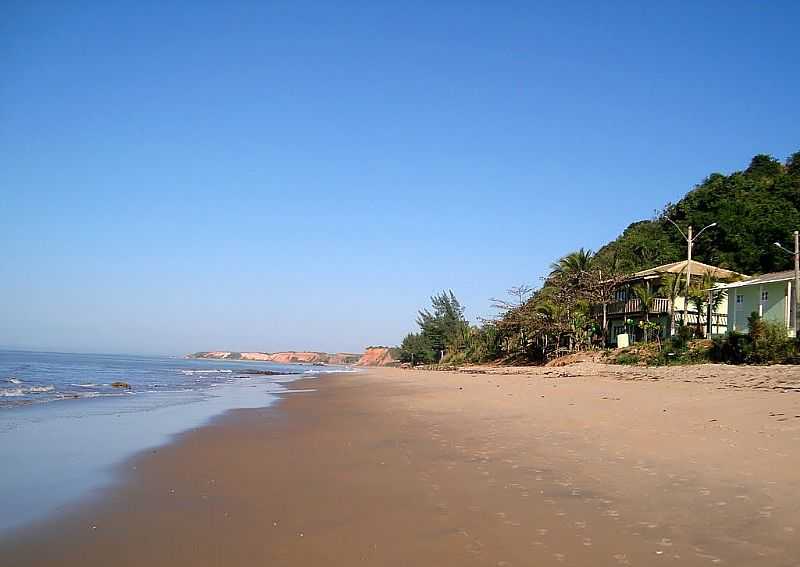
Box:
718;270;795;289
632;260;746;281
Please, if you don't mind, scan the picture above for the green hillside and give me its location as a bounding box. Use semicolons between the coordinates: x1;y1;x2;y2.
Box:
595;152;800;275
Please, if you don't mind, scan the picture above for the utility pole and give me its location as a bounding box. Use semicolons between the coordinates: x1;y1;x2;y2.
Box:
683;225;692;326
666;219;717;332
795;230;799;336
773;230;799;336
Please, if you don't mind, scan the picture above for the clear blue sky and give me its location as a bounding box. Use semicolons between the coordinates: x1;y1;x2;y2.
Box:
2;1;798;355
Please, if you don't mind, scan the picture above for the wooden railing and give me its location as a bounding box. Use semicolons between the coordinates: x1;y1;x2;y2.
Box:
606;297;671;315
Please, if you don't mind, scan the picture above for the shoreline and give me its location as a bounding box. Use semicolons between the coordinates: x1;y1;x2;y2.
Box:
3;366;800;565
0;363;327;535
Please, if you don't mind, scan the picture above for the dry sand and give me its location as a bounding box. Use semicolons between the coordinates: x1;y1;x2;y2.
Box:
2;364;800;566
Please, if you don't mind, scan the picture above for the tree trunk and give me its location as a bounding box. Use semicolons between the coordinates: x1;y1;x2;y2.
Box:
668;300;675;336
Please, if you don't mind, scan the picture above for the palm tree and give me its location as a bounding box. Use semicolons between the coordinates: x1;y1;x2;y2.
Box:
633;284;660;343
549;248;594;279
590;252;627;346
633;284;658;323
688;271;725;337
660;273;685;337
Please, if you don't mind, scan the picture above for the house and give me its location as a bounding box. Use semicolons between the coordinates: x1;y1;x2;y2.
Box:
717;271;797;337
597;260;746;345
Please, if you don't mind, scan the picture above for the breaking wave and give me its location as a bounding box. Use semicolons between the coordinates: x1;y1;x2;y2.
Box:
0;385;55;397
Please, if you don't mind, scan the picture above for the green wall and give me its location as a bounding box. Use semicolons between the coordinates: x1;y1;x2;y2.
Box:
728;281;789;333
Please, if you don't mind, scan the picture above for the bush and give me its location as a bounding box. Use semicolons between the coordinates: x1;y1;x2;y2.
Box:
615;352;640;365
710;312;797;364
711;331;749;364
654;339;711;366
670;323;694;350
751;321;795;363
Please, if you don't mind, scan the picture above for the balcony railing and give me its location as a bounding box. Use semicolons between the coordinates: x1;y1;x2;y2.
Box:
606;297;671;315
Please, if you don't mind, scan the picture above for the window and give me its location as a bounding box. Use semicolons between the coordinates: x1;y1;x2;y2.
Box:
736;294;744;305
761;290;769;302
614;289;627;301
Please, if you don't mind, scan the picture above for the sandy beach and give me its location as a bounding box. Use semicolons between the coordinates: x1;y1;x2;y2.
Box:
3;364;800;566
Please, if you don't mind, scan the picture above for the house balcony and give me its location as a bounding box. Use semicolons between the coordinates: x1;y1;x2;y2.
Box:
605;297;671;316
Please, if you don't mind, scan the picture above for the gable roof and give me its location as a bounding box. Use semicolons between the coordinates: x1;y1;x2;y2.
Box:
718;270;795;289
632;260;746;281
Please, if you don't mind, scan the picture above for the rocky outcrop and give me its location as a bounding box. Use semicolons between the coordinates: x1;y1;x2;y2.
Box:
355;347;398;367
188;349;396;366
188;351;362;365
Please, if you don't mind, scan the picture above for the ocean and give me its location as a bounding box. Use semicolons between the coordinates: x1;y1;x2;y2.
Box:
0;350;351;534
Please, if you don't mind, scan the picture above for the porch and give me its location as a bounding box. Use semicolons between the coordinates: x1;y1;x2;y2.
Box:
606;297;671;316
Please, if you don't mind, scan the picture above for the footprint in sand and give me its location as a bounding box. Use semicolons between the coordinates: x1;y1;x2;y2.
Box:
464;540;483;554
613;553;631;565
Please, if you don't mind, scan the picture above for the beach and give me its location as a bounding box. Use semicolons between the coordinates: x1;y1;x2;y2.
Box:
3;364;800;566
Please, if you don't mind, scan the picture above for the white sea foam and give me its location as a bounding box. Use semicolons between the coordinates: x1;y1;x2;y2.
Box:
180;369;234;375
71;383;101;388
8;378;22;384
0;385;55;397
303;368;358;374
0;388;24;397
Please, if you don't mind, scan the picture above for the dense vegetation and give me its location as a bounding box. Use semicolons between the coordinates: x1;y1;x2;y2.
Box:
595;152;800;274
399;152;800;366
711;312;799;364
398;291;501;365
614;312;800;366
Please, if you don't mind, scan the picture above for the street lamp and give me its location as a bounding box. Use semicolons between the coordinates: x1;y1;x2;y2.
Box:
774;230;799;336
665;218;718;328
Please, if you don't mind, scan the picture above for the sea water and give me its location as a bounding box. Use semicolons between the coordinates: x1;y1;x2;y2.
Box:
0;350;350;534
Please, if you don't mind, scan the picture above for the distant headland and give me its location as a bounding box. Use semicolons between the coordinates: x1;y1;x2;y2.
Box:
186;348;398;367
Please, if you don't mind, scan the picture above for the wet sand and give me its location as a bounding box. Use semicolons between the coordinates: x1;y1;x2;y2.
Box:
3;365;800;566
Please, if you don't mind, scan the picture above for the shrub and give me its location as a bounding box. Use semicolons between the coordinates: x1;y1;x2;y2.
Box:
615;352;640;365
710;313;797;364
750;321;795;363
711;331;749;364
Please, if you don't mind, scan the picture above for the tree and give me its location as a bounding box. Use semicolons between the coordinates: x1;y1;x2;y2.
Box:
787;152;800;177
687;271;726;337
491;284;534;357
549;248;594;283
583;253;628;345
416;291;469;361
660;273;685;336
632;284;658;324
398;333;434;365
